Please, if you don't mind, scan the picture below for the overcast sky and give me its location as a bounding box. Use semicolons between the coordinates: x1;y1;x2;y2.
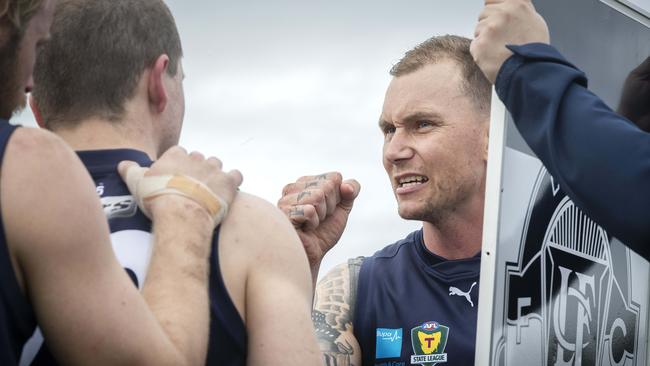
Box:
14;0;484;277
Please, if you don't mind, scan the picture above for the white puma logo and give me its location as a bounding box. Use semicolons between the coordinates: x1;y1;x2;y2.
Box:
449;282;477;307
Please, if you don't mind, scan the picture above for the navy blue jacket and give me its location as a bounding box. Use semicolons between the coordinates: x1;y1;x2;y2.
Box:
496;43;650;259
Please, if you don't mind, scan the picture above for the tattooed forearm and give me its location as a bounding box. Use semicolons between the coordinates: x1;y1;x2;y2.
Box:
312;259;364;366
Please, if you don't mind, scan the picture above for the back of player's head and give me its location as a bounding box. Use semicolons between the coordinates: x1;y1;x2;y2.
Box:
32;0;183;129
391;35;491;116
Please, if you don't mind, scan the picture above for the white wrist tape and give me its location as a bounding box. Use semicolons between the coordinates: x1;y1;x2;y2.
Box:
124;165;228;227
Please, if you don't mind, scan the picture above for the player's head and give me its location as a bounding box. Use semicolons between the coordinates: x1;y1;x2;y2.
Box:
380;35;491;224
31;0;184;155
0;0;54;119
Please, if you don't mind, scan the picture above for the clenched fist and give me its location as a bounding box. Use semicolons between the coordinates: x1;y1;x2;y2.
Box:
278;172;361;284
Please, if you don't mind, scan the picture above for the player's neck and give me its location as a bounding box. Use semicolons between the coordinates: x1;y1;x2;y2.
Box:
52;116;159;160
421;194;484;260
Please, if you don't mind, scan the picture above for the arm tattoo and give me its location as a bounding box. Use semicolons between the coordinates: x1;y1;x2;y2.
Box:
347;256;364;323
312;257;365;366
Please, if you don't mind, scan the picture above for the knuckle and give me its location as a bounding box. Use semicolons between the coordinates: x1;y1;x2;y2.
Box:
484;22;496;34
190;151;204;157
282;183;296;196
314;189;326;202
207;157;223;169
170;146;187;155
322;180;335;193
514;1;529;12
305;204;318;218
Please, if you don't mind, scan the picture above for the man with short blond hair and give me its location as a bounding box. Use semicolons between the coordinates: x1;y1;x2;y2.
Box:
279;34;490;366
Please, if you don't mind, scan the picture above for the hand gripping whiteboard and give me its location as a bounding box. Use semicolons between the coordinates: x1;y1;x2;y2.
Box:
475;0;650;365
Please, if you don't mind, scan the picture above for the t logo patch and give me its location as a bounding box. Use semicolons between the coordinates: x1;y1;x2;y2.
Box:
375;328;403;359
410;321;449;366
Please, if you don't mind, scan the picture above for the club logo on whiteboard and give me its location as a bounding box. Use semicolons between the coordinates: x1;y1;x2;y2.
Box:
495;168;639;365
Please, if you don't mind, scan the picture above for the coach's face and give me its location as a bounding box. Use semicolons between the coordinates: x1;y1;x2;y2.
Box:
0;0;55;119
380;60;488;223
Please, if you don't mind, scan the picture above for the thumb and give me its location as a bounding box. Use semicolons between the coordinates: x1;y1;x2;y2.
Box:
118;160;147;196
339;179;361;210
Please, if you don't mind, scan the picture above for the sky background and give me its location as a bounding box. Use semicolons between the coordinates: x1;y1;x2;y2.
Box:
14;0;484;278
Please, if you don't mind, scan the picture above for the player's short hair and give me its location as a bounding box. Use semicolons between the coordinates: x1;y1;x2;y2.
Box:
391;35;491;115
32;0;183;128
0;0;44;35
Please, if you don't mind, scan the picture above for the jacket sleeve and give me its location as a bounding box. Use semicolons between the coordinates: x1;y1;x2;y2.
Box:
495;43;650;259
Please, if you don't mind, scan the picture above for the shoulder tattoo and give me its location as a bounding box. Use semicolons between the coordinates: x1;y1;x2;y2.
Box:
312;257;365;366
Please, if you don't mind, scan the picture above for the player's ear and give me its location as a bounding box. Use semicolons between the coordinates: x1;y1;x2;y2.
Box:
147;54;170;114
29;95;46;129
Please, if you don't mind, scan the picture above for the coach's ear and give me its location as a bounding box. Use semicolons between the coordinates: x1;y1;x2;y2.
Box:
148;54;170;114
29;95;46;129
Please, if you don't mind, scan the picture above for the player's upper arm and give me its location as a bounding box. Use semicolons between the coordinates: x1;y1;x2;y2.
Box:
312;260;363;366
218;192;322;365
1;128;182;365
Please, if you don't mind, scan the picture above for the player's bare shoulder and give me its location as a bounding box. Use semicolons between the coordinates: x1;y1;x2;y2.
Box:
3;127;77;172
1;127;100;245
217;192;309;316
220;192;304;254
223;193;299;235
1;127;106;292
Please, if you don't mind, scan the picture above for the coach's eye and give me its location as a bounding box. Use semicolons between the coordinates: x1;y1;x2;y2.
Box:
380;123;396;136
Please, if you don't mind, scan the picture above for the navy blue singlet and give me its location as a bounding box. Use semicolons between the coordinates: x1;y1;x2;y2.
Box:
0;120;36;365
353;229;480;366
21;149;247;365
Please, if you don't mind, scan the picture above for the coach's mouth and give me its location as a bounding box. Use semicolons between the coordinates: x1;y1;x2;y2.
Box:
395;174;429;194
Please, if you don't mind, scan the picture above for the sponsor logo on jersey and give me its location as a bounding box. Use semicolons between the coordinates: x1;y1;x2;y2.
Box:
448;281;477;307
101;195;137;219
410;321;448;366
96;183;105;196
375;328;402;359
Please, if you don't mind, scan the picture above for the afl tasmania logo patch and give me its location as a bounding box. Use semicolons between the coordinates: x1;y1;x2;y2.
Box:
410;321;449;366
